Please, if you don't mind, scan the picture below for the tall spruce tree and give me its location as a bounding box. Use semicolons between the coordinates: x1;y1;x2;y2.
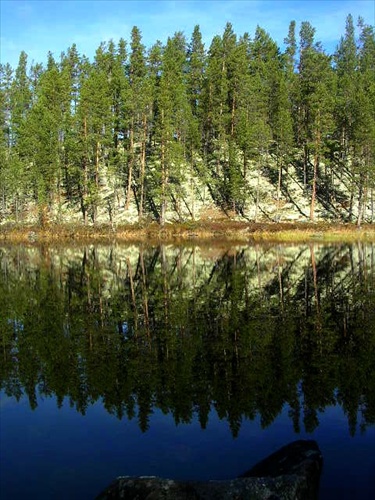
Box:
251;26;293;208
128;27;150;217
156;32;191;224
298;22;335;220
10;51;31;147
202;23;237;211
104;38;130;218
355;18;375;224
268;23;296;204
334;14;359;220
228;33;252;213
186;25;206;218
75;51;112;223
60;44;81;207
24;53;66;223
247;27;275;220
187;25;205;125
8;52;33;219
0;63;14;216
283;20;299;162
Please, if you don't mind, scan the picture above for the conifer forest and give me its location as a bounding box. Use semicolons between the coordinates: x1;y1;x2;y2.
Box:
1;15;374;226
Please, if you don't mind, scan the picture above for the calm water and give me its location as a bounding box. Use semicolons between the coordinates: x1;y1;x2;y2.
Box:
0;243;374;499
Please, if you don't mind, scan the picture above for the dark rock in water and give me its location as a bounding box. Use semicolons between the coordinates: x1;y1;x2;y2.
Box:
239;439;322;478
96;440;322;500
239;440;323;499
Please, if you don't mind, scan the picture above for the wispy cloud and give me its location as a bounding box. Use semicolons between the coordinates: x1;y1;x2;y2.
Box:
15;0;34;18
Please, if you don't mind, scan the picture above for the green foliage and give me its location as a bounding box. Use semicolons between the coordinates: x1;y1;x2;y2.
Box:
1;16;374;223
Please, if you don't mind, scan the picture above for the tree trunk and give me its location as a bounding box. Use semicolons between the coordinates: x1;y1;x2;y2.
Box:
92;140;100;223
231;95;235;137
126;120;134;210
83;116;88;225
310;153;318;221
310;128;321;221
255;162;260;222
348;190;354;222
277;151;282;204
95;141;100;188
357;172;366;227
139;114;147;220
303;143;308;190
15;194;19;223
191;177;195;221
160;114;167;226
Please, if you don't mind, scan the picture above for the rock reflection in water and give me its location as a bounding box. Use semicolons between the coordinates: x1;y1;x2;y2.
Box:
0;243;374;437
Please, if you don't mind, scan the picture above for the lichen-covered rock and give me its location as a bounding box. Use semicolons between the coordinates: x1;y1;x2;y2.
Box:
96;440;322;500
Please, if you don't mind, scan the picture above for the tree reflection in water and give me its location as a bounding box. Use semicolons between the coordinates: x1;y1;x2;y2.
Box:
0;243;374;437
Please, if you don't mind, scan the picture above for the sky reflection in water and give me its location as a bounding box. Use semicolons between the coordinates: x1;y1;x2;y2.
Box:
0;243;374;499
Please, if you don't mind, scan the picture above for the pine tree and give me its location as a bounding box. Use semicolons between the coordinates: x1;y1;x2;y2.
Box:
334;14;359;220
0;63;14;216
8;52;32;219
156;32;191;224
60;44;83;209
228;33;252;213
247;27;275;220
101;38;130;220
61;44;81;114
187;25;205;123
128;27;149;217
10;51;31;146
202;34;224;168
285;20;297;73
232;34;252;180
355;18;375;224
186;25;206;219
29;62;43;104
202;23;237;211
272;72;294;204
74;52;112;223
24;52;66;223
298;22;335;220
267;24;296;202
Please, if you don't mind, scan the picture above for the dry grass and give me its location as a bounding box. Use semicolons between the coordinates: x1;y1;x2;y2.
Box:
0;220;375;245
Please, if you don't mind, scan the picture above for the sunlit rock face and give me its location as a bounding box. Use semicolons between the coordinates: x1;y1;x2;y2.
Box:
97;440;322;500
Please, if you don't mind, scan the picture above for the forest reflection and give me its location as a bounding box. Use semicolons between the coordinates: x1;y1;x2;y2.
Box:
1;243;374;437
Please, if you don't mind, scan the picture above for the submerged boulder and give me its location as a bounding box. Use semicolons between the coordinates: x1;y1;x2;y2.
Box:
97;440;322;499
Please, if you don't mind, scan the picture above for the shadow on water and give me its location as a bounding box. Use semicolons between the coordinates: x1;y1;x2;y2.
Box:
0;242;374;437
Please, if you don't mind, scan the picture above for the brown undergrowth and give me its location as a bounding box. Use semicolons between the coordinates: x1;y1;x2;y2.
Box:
0;220;374;245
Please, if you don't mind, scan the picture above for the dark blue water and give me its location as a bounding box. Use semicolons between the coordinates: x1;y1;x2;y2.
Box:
1;244;375;498
1;392;374;499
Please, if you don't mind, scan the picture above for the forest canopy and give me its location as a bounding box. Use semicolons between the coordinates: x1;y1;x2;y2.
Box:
0;15;374;225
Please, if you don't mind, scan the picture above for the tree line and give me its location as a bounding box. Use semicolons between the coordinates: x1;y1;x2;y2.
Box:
0;15;374;225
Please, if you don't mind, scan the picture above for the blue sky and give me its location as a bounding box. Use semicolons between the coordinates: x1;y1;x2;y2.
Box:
1;0;374;68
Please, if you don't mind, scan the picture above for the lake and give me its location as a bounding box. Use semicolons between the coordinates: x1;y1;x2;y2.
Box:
0;242;374;499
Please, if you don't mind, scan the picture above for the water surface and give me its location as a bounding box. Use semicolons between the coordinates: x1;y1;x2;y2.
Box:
0;243;374;499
